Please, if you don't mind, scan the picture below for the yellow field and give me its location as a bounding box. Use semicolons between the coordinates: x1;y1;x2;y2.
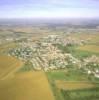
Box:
0;42;18;53
0;71;55;100
0;55;23;79
70;33;99;40
55;80;95;90
77;45;99;53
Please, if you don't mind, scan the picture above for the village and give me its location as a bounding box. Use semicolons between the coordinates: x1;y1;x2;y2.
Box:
8;34;99;78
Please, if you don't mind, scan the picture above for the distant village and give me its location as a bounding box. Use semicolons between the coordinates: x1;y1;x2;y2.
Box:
8;35;99;78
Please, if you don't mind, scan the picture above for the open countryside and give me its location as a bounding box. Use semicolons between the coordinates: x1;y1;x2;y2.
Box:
0;24;99;100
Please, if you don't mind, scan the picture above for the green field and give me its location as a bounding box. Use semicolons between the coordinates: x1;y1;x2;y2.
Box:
46;70;99;100
17;61;34;72
61;87;99;100
67;33;99;58
47;69;95;81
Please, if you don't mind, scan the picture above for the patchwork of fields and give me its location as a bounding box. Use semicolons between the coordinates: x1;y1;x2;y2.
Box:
0;55;55;100
0;29;99;100
47;70;99;100
59;81;99;100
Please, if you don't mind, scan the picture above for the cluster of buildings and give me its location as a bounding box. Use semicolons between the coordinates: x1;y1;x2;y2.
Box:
84;55;99;78
41;35;84;46
9;35;81;71
8;35;99;78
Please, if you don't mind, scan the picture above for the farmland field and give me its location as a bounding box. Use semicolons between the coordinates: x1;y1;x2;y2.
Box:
0;55;23;79
46;70;99;100
57;81;99;100
0;42;18;54
55;81;96;90
61;87;99;100
0;71;55;100
47;69;93;81
77;45;99;53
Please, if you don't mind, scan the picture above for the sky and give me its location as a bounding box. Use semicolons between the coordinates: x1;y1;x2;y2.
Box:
0;0;99;18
